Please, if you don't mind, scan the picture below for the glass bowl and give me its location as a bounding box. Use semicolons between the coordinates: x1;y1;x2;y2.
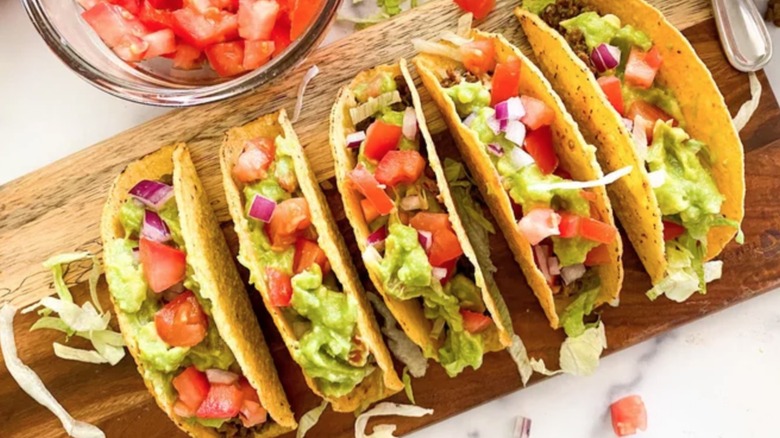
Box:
21;0;342;106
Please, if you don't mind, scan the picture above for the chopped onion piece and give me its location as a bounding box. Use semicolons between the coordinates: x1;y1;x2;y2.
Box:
129;180;173;210
495;97;526;121
561;264;586;285
346;131;366;149
704;260;724;283
504;120;527;146
533;246;552;283
401;195;424;211
487;143;504;157
548;257;561;276
367;293;428;378
463;112;477;126
528;166;632;191
486;112;501;135
417;230;432;251
350;91;402;126
402;107;418;140
363;246;382;266
591;44;621;73
456;12;473;37
632;116;650;161
0;305;106;438
296;401;329;438
733;72;761;132
293;65;320;123
412;38;463;62
354;402;434;438
509;146;535;170
367;227;388;246
513;416;532;438
622;118;634;131
439;30;472;46
141;210;171;243
248;194;277;222
647;170;666;188
432;267;448;281
206;369;239;384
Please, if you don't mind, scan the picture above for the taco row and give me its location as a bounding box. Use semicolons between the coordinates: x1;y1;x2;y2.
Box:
100;2;743;434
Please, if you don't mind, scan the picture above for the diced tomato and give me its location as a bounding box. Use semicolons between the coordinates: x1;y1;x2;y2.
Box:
113;35;149;62
597;75;624;115
171;8;238;49
232;137;275;183
155;290;208;347
364;120;403;162
238;0;279;40
360;198;381;223
205;41;246;76
294;239;330;275
82;2;149;48
437;258;458;284
460;38;496;76
270;12;292;56
663;220;685;241
243;40;275;70
173;43;204;69
265;267;293;307
139;238;186;293
108;0;142;15
625;46;662;89
610;395;648;437
520;95;555;130
558;214;617;245
289;0;323;40
374;150;426;187
452;0;495;20
584;244;612;266
239;400;268;427
141;29;177;58
267;198;311;248
459;309;492;334
138;1;175;30
429;228;463;267
196;384;243;419
348;164;395;215
516;208;561;246
148;0;182;8
490;56;521;106
237;377;260;403
580;190;597;203
173;366;210;411
626;101;675;140
524;125;558;175
410;212;452;233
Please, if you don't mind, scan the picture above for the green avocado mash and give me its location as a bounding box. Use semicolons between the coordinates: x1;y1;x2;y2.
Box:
446;82;492;118
448;274;486;313
290;265;372;397
612;25;652;66
119;200;144;237
622;85;685;127
520;0;556;14
561;12;620;50
104;238;146;313
137;322;190;373
352;71;397;103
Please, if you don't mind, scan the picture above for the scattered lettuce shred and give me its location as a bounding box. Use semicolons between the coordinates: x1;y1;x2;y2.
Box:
24;252;125;365
296;401;329;438
367;292;428;377
733;72;761;132
339;0;423;29
402;367;416;404
354;402;433;438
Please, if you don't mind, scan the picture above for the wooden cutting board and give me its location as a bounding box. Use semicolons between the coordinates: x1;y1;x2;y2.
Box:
1;0;779;436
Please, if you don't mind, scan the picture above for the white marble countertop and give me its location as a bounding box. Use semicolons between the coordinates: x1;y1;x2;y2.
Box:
1;0;779;437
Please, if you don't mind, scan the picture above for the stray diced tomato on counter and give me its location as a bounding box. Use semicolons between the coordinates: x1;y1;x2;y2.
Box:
610;395;648;437
452;0;495;20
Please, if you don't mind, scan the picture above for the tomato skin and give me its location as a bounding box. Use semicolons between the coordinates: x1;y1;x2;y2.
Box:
610;395;647;437
196;383;244;419
205;40;246;77
364;120;403;162
360;198;380;223
558;214;617;245
625;46;662;89
429;228;463;267
524;125;558;175
155;290;209;347
597;75;624;115
460;39;496;76
265;267;293;307
148;0;182;8
238;0;279;41
243;40;275;69
237;377;260;403
452;0;495;19
289;0;322;39
139;238;187;293
173;43;204;69
460;309;492;334
233;138;275;183
294;239;330;275
663;220;685;241
173;366;210;411
490;56;521;106
410;212;452;233
584;244;612;266
109;0;142;15
374;150;426;187
270;12;291;55
142;29;177;58
348;165;395;216
82;2;149;48
267;198;311;248
171;8;238;49
138;1;175;30
520;95;555;130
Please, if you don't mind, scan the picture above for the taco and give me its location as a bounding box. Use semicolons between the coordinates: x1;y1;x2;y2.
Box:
220;109;402;413
101;145;296;437
329;59;515;378
516;0;744;301
413;30;624;334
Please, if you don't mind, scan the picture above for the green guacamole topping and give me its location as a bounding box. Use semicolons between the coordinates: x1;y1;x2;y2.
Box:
105;239;146;313
352;71;397;103
289;265;372;397
622;85;685;128
520;0;556;15
561;12;620;50
612;25;653;66
446;81;492;118
558;272;601;338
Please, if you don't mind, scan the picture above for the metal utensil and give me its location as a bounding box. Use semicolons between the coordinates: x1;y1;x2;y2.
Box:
712;0;773;72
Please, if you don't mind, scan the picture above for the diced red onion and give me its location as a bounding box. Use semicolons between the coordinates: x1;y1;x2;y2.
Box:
367;226;388;246
534;245;552;283
495;97;526;121
463;112;477;126
591;44;621;73
622;118;634;131
248;194;276;222
129;180;174;210
487;113;501;135
561;264;586;285
432;267;448;281
206;369;240;384
141;210;171;243
403;107;418;140
400;195;424;211
487;143;504;157
509;146;535;170
548;256;561;276
417;230;432;251
346;131;366;149
499;118;508;132
504;120;527;146
513;416;532;438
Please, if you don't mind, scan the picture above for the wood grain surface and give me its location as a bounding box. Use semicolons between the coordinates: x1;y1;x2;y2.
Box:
2;0;779;437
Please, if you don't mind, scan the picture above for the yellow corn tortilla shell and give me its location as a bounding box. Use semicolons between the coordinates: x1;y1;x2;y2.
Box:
516;0;744;273
414;31;624;328
101;145;296;438
330;58;515;359
220;109;402;413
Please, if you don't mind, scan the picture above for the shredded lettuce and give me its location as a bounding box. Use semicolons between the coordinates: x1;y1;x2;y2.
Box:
296;401;329;438
733;72;761;132
53;343;110;364
350;91;402;126
508;334;561;386
559;285;600;338
354;402;433;438
367;293;428;377
402;367;416;404
647;235;709;302
559;322;607;376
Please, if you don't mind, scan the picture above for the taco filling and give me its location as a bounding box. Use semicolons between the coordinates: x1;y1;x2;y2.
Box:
342;69;497;376
232;134;374;397
105;179;270;434
525;0;738;300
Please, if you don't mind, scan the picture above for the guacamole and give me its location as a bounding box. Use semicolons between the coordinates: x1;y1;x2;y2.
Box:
561;12;620;49
622;85;685;127
352;71;397;103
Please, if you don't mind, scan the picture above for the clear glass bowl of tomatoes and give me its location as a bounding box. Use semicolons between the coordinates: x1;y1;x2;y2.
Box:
22;0;341;106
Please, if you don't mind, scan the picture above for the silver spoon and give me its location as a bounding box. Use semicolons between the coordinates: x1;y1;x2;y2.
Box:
712;0;773;72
